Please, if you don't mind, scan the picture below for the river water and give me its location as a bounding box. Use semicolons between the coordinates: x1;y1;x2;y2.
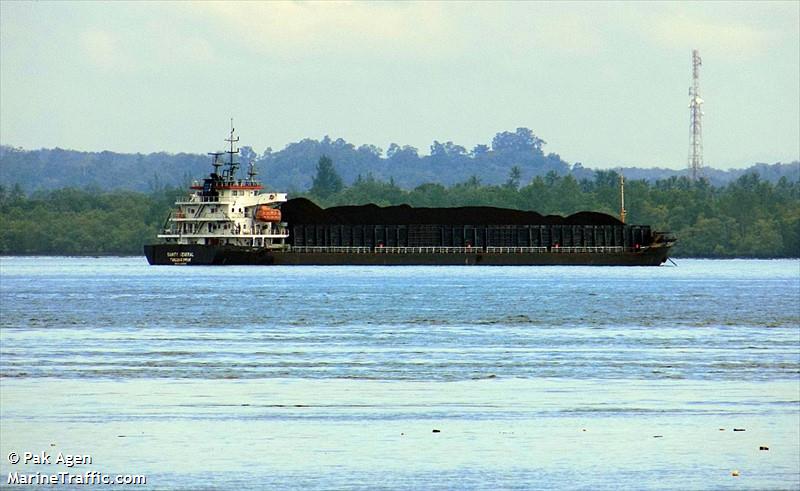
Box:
0;257;798;489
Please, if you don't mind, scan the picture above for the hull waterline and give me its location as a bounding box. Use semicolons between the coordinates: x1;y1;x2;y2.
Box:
144;244;671;266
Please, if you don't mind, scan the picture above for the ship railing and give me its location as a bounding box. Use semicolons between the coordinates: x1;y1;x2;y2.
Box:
175;197;223;204
485;246;549;253
550;246;626;253
287;245;633;254
250;228;288;236
291;246;372;254
290;246;483;254
225;179;262;187
175;196;222;206
170;213;230;221
158;232;289;238
375;246;481;254
232;228;289;237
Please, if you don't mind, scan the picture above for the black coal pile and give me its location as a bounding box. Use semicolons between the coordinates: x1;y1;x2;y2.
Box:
281;198;622;226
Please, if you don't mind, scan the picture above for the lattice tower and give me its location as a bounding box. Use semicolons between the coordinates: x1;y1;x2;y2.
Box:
688;49;704;180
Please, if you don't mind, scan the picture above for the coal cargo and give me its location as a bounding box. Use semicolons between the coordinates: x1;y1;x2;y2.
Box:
280;198;622;226
281;198;654;250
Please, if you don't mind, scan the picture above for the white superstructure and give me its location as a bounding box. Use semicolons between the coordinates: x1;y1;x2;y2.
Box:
157;128;289;249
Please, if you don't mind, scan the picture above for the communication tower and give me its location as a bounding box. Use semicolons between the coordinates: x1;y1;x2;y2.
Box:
688;49;704;180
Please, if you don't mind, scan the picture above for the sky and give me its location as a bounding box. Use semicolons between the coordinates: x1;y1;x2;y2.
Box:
0;1;798;169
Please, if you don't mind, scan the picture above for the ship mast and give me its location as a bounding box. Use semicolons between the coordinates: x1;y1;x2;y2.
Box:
619;174;626;224
225;118;240;180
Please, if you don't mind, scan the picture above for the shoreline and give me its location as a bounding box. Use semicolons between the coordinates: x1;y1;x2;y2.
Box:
2;253;799;260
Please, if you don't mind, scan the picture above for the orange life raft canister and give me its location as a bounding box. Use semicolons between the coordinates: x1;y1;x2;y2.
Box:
255;206;281;222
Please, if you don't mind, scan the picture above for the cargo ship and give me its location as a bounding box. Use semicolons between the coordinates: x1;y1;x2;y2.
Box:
144;129;675;266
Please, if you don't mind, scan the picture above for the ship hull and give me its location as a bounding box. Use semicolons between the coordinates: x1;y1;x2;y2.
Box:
144;244;671;266
143;244;275;265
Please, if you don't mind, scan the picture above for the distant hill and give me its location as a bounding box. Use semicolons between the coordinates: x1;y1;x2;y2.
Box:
1;128;797;192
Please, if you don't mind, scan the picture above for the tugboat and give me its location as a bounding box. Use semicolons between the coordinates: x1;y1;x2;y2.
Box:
143;126;289;265
145;129;675;266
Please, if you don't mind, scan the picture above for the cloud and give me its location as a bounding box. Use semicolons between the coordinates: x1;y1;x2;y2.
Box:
511;10;606;57
186;1;455;59
645;11;777;58
80;30;122;69
142;18;218;65
80;20;217;74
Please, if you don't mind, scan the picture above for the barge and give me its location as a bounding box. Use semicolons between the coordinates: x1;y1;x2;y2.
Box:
144;129;674;266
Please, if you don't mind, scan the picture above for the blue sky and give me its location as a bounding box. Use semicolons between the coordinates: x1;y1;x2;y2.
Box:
1;1;797;169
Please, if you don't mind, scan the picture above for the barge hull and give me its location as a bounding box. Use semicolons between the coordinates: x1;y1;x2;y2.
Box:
144;244;669;266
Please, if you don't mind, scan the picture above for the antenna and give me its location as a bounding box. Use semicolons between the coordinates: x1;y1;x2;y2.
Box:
619;174;626;224
225;118;240;179
688;49;704;181
247;161;258;180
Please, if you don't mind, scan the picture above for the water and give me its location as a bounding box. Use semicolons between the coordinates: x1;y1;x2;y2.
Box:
1;257;798;489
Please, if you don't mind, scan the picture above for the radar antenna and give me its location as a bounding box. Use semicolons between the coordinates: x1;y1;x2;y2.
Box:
247;160;258;180
207;152;224;177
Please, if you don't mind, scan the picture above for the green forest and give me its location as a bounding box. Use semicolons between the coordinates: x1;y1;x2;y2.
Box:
1;166;798;258
3;128;798;192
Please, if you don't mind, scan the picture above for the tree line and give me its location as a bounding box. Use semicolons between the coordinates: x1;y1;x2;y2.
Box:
2;127;797;193
1;162;797;257
0;184;182;255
